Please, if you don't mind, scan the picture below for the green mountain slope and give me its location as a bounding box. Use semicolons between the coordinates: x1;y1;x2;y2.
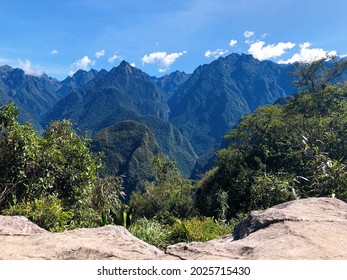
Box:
91;120;161;195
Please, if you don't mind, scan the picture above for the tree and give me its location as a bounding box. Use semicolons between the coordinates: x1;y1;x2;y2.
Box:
0;103;125;230
130;156;196;222
291;55;347;93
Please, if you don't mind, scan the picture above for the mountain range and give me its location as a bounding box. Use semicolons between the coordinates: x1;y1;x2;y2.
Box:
0;53;300;194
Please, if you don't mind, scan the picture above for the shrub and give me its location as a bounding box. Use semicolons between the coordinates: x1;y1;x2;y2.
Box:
169;216;233;244
130;156;197;221
3;194;73;232
129;218;170;248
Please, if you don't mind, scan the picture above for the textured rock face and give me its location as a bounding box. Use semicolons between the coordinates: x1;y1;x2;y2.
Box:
1;198;347;260
0;218;176;260
167;198;347;259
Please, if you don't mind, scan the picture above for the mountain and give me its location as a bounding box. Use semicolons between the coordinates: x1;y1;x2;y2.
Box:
45;61;197;177
0;65;61;130
45;61;170;134
152;70;191;100
91;120;161;195
1;54;304;180
168;53;295;155
132;115;197;177
58;69;101;96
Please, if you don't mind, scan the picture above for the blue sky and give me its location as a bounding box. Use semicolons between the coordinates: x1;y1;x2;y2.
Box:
1;0;347;80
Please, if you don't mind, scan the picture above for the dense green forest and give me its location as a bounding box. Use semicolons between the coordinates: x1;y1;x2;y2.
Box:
1;57;347;248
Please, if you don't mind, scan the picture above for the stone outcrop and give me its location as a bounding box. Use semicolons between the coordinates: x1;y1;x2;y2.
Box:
167;197;347;259
1;197;347;260
0;216;176;260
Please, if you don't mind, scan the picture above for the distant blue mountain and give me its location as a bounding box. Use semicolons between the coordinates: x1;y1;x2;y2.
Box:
168;53;296;155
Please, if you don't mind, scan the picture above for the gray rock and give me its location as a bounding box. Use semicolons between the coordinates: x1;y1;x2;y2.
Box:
166;197;347;259
0;217;177;260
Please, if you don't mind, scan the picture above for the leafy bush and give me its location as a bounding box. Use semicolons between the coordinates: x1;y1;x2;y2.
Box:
129;218;170;248
3;194;73;232
129;216;233;248
169;217;232;243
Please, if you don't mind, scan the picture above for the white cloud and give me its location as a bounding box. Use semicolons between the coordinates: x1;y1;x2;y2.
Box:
69;55;95;76
244;31;255;38
248;41;295;60
51;49;59;55
130;63;136;67
204;49;229;58
18;59;44;77
278;42;337;64
95;50;105;58
229;39;237;47
108;54;120;63
142;51;187;72
261;33;269;39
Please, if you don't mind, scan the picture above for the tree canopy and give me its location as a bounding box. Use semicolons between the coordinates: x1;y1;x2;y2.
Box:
0;103;124;231
196;57;347;219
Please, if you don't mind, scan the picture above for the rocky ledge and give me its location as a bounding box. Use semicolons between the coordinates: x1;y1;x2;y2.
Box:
1;197;347;260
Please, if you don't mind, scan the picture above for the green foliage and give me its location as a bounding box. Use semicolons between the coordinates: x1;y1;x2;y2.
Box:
129;156;197;221
129;216;232;248
290;55;347;93
0;104;125;230
3;194;73;232
170;217;232;244
129;218;171;249
92;176;125;225
91;121;161;196
197;58;347;219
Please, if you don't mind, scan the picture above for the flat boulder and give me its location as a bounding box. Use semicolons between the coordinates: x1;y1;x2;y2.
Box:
0;217;177;260
166;197;347;259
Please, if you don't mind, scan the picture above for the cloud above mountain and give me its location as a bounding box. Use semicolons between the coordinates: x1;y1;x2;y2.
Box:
239;30;338;64
69;56;95;76
204;49;228;58
18;59;44;77
229;39;237;47
95;50;105;58
108;54;120;63
142;51;187;72
248;41;296;60
279;42;337;64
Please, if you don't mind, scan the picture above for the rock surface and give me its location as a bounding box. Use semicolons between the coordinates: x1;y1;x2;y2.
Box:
1;197;347;260
0;216;176;260
167;197;347;259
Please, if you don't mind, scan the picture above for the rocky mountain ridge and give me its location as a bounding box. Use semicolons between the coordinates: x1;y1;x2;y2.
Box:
0;65;62;130
168;53;295;155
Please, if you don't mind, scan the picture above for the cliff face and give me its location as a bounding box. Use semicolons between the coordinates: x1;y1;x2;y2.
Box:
1;197;347;260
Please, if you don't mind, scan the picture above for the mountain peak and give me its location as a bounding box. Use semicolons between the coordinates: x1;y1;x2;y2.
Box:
119;60;131;67
116;60;134;75
0;65;14;72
